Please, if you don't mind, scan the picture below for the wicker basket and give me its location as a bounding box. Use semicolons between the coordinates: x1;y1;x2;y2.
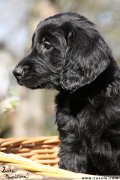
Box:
0;136;100;179
0;136;59;167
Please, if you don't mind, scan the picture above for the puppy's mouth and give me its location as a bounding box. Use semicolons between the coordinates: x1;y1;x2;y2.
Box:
17;77;48;89
16;76;32;86
13;71;46;89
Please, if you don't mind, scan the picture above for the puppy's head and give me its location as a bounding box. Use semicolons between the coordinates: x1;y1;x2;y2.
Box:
13;13;111;91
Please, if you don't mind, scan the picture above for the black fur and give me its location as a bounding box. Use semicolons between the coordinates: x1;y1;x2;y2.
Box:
13;13;120;175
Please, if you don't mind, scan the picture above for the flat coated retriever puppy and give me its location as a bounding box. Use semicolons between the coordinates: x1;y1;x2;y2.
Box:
13;13;120;175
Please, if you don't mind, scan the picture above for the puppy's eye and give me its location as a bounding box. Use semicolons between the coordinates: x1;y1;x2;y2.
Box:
43;42;52;50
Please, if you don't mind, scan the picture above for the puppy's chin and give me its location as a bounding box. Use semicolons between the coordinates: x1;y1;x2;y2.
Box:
17;77;54;90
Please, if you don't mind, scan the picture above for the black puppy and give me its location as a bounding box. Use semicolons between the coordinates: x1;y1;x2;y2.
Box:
13;13;120;175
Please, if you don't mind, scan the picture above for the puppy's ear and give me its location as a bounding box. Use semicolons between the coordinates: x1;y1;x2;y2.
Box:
60;22;110;91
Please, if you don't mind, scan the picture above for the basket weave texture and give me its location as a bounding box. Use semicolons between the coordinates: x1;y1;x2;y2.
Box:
0;136;100;179
0;136;59;167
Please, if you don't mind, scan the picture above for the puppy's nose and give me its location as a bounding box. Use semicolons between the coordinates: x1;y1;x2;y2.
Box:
13;66;24;78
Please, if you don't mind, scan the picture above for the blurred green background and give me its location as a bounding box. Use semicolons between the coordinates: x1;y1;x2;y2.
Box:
0;0;120;138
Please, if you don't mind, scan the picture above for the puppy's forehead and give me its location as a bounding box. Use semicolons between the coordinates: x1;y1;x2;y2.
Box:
36;22;59;40
33;23;64;45
35;14;72;40
37;16;61;30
